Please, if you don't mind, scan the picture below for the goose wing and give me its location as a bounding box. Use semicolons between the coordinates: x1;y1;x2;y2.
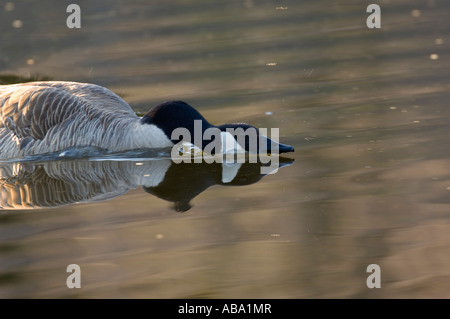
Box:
0;81;136;141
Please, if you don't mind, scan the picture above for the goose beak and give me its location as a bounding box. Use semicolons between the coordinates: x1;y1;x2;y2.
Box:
264;136;295;154
277;142;295;153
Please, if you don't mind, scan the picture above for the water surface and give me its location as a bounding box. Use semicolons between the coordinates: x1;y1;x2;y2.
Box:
0;0;449;298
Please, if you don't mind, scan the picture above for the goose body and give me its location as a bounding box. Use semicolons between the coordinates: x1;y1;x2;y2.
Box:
0;81;294;160
0;81;173;159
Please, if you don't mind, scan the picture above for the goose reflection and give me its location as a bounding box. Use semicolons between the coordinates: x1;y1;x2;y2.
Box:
0;157;294;212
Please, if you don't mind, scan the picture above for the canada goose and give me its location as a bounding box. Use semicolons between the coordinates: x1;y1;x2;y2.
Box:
0;81;294;160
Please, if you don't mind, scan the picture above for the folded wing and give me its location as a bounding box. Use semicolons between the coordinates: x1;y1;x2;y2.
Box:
0;81;136;142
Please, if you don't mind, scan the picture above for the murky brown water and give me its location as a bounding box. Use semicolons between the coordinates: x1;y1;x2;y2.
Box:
0;0;449;298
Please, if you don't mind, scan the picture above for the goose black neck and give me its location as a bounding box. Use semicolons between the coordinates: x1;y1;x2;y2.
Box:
140;101;214;147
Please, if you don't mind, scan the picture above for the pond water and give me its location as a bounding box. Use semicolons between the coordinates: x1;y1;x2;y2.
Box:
0;0;449;298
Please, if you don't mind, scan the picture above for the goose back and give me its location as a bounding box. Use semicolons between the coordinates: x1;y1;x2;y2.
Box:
0;81;162;159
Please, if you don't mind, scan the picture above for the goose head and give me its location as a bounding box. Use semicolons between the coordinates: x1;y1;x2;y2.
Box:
140;100;294;154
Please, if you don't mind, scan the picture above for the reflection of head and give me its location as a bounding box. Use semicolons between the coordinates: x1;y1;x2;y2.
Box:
144;158;294;212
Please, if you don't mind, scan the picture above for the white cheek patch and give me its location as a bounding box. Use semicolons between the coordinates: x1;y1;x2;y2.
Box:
221;161;242;183
221;131;245;153
139;123;174;148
